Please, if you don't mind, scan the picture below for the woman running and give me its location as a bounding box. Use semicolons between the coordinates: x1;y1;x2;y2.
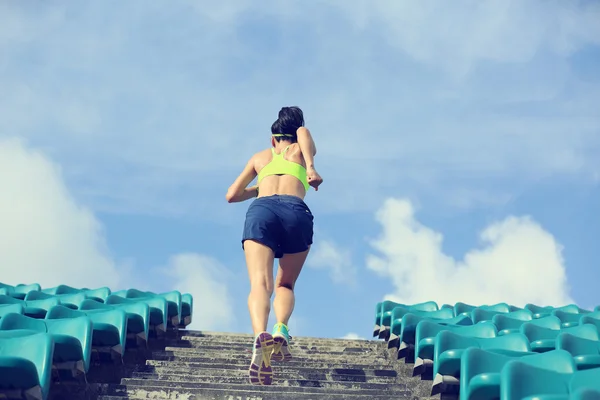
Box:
225;106;323;385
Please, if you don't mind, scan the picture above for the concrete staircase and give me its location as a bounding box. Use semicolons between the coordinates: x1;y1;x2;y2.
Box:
53;330;438;399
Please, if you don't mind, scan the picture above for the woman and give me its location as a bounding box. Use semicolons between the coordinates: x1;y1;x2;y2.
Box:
225;106;323;385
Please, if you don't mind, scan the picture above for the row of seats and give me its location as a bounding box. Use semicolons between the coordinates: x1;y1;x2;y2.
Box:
0;281;194;400
373;300;600;400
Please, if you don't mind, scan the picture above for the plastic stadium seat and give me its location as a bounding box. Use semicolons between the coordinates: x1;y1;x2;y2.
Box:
106;295;167;335
500;355;600;400
79;299;150;345
388;307;454;350
493;311;534;336
555;304;590;314
553;309;584;328
46;305;127;360
0;283;13;297
460;348;576;400
0;332;54;400
373;301;383;337
556;332;600;371
180;293;193;327
41;285;111;302
0;312;93;376
0;304;24;319
25;291;87;310
413;320;498;376
115;289;182;327
471;308;515;324
432;331;532;394
596;306;600;312
394;312;472;359
9;284;41;300
377;300;439;339
580;312;600;334
0;296;60;319
525;303;555;319
521;323;599;353
454;302;477;316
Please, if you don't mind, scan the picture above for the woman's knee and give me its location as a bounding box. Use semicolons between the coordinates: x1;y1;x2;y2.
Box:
275;281;294;291
250;278;274;295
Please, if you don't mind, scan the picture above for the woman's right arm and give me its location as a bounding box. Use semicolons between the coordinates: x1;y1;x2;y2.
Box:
296;127;323;190
296;127;317;168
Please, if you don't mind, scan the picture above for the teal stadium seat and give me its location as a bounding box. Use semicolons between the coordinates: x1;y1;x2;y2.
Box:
580;312;600;334
377;300;439;340
0;295;59;319
41;285;111;302
0;304;24;319
492;311;534;336
394;312;472;360
460;348;576;400
180;293;194;327
113;289;182;327
25;291;87;310
0;312;92;376
520;322;599;353
79;299;150;346
556;332;600;370
432;331;532;395
388;307;455;351
500;354;600;400
106;294;167;335
0;332;54;400
553;309;585;328
413;320;498;376
46;305;127;360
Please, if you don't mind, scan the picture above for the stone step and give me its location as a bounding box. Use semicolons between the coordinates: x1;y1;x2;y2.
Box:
135;365;399;382
162;346;385;359
124;374;401;390
145;359;395;371
180;332;379;346
179;336;381;347
96;381;411;399
149;353;391;367
98;389;409;400
170;340;383;352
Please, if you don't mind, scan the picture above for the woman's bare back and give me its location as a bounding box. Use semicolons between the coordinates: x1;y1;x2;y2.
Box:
253;143;307;199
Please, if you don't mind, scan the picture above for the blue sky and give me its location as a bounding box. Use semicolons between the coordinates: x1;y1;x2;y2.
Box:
1;1;599;339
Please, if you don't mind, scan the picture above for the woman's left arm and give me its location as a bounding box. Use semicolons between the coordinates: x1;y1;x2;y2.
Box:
225;156;259;203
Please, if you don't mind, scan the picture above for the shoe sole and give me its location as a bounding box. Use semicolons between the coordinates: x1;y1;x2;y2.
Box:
272;334;292;362
248;332;274;385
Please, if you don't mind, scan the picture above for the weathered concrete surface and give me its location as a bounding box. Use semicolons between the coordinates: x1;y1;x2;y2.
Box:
49;329;441;400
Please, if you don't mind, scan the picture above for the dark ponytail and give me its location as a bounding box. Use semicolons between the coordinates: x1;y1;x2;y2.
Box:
271;106;304;142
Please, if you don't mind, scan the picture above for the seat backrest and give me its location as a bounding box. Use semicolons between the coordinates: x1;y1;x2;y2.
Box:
562;323;599;341
519;349;576;373
493;314;529;330
520;322;560;341
479;333;531;352
472;308;506;324
24;291;53;301
0;295;22;305
454;302;476;316
45;304;86;319
556;332;600;357
0;312;46;332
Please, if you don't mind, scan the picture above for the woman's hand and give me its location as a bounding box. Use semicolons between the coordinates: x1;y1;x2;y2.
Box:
307;166;323;191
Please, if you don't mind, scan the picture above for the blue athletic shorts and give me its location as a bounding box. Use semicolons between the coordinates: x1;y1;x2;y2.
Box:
242;194;314;258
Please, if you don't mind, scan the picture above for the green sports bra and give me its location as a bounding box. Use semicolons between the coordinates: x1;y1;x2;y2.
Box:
257;146;310;191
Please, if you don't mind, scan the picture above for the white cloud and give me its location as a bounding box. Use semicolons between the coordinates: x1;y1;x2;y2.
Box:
160;253;235;331
0;2;598;217
0;137;122;289
0;138;233;332
367;198;573;307
341;332;365;340
307;240;356;286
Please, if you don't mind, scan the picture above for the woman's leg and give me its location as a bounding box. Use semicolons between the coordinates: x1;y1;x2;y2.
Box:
244;239;276;386
244;239;275;335
271;248;310;362
273;248;310;325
